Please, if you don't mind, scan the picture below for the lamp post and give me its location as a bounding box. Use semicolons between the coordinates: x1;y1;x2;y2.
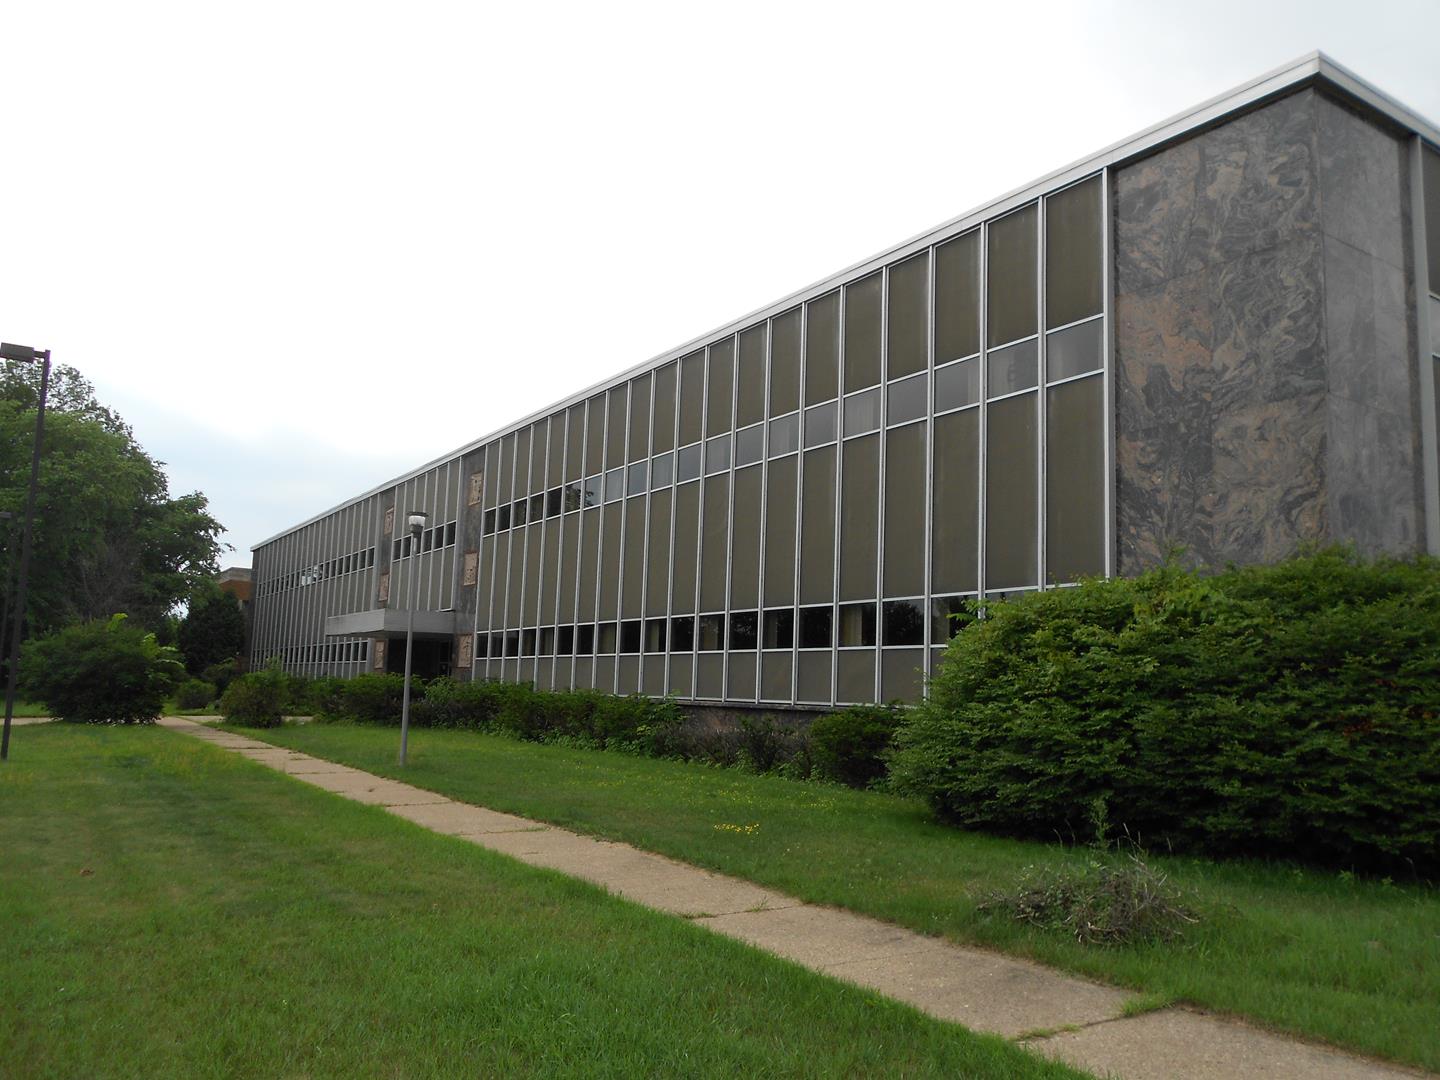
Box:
398;509;427;766
1;343;50;762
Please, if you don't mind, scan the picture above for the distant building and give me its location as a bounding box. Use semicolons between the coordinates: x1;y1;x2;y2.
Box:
217;566;253;662
249;53;1440;706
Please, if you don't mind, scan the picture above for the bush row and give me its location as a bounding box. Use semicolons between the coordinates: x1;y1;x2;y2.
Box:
891;549;1440;876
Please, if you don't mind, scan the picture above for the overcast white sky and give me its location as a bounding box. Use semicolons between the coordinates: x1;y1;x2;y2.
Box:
3;0;1437;567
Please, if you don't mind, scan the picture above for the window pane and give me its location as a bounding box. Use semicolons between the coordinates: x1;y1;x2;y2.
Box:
577;623;595;654
839;434;878;601
762;608;794;649
565;405;584;482
843;387;881;437
844;271;883;393
737;324;767;428
558;625;575;655
935;229;980;364
930;595;974;643
887;250;929;378
834;608;867;653
764;454;797;606
513;499;527;528
935;358;979;413
583;475;602;508
881;648;924;704
933;408;979;593
651;451;674;489
620;620;641;654
515;427;532;498
646;487;671;617
988;202;1038;348
644;618;667;653
545;417;562;487
727;651;757;701
800;445;836;604
578;510;598;621
805;290;839;406
798;605;832;648
730;610;758;650
545;488;561;518
599;504;622;618
630;377;653;460
987;337;1039;398
627;460;648;495
1426;148;1440;290
837;650;874;703
705;434;731;475
1046;375;1105;583
598;622;617;653
882;600;925;646
735;422;764;468
606;388;627;469
653;363;677;454
678;350;705;447
676;442;702;483
604;468;624;503
670;615;695;651
730;467;761;609
1046;318;1104;382
761;653;792;701
700;475;729;611
698;613;725;651
884;421;926;597
769;413;799;457
672;482;698;614
985;391;1038;590
583;397;604;477
770;307;801;416
559;514;579;621
887;373;926;427
707;337;734;435
796;650;831;702
804;401;837;447
498;433;514;504
1046;175;1103;329
540;627;556;655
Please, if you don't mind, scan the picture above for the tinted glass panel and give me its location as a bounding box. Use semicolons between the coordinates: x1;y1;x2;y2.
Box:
671;615;695;651
799;446;836;604
695;653;723;697
839;434;878;601
514;427;531;498
770;307;801;416
796;650;831;702
599;504;622;618
836;650;875;703
545;417;562;487
583;475;602;508
627;460;648;495
578;511;598;620
700;476;729;611
761;653;792;701
678;350;705;447
798;605;832;648
730;611;758;650
672;482;699;614
630;374;653;463
985;391;1038;590
805;291;840;405
598;622;617;653
843;387;881;437
565;405;584;482
620;620;641;653
604;468;623;503
933;408;979;593
606;389;626;468
884;421;926;597
935;229;980;364
1046;375;1105;583
735;423;764;468
584;397;604;476
705;434;731;475
622;497;645;617
697;613;725;651
930;595;974;643
887;250;929;378
881;648;924;704
1427;148;1440;290
651;452;674;489
1046;318;1103;382
887;373;926;426
882;600;924;646
653;363;676;454
764;454;797;606
559;514;579;620
935;358;979;413
844;271;883;393
498;433;514;503
988;203;1038;348
769;413;799;456
730;467;761;609
987;337;1039;397
646;487;671;617
804;401;837;447
577;623;595;653
644;618;667;652
737;324;767;428
1046;175;1103;329
838;602;877;647
707;338;734;435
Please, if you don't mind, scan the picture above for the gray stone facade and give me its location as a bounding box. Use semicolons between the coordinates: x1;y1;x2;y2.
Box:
1113;88;1428;572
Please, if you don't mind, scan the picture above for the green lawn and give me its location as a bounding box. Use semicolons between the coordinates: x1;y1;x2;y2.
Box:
231;721;1440;1073
0;724;1083;1079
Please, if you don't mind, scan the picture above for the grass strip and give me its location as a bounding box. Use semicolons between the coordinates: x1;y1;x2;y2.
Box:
0;724;1083;1079
232;721;1440;1072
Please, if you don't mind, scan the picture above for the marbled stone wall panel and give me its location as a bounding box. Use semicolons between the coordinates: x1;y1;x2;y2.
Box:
1316;96;1408;271
1115;91;1320;296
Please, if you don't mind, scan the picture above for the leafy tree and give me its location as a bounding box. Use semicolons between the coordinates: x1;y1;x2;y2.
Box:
0;360;226;634
20;613;184;723
178;583;246;673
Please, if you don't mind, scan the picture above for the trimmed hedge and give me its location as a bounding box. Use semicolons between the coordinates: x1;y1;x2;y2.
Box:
810;705;906;788
890;550;1440;874
218;667;289;728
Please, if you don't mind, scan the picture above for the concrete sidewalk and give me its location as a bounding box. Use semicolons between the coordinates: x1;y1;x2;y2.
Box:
157;716;1427;1080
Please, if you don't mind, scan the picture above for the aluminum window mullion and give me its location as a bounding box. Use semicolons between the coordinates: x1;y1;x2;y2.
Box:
1038;195;1048;592
830;288;845;706
1101;166;1118;578
874;264;888;702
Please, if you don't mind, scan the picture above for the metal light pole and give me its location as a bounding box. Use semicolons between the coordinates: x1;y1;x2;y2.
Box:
398;509;427;766
1;343;51;762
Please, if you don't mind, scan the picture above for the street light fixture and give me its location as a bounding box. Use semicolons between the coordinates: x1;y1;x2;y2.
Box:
0;343;51;762
398;509;428;766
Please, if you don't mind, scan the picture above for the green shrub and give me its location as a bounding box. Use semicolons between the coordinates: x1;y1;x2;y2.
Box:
412;678;504;729
174;679;217;710
336;673;407;724
20;614;184;724
304;676;349;720
890;549;1440;874
810;705;905;788
201;659;242;696
218;667;289;728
